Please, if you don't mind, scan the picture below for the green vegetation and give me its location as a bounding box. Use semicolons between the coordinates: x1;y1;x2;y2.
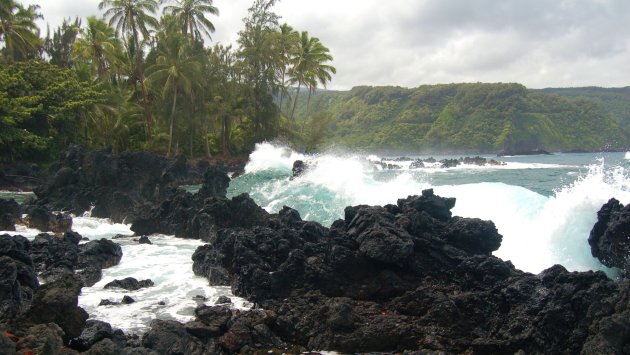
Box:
0;0;335;163
539;87;630;133
0;60;101;162
291;83;629;153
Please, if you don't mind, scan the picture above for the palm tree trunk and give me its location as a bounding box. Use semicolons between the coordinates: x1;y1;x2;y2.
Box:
131;18;153;144
203;118;211;158
307;87;313;114
168;85;178;157
289;83;301;121
279;68;287;114
222;115;231;157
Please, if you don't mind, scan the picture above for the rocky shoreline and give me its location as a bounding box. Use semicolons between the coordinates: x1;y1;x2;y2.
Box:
1;147;630;354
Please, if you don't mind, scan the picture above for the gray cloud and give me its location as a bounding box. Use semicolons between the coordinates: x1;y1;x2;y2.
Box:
26;0;630;89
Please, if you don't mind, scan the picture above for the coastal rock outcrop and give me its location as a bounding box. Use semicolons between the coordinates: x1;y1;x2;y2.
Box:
24;205;72;233
190;188;627;354
0;199;21;231
26;145;211;223
0;162;46;192
28;232;122;286
104;277;154;291
131;186;269;241
14;273;88;341
589;197;630;276
0;234;38;323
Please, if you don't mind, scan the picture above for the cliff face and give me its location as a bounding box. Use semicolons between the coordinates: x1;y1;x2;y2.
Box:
291;83;630;153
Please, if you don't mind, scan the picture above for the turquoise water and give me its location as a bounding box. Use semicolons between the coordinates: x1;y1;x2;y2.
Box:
0;191;34;204
228;143;630;276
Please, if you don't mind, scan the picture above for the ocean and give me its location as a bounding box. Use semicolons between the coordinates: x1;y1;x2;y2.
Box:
2;142;630;334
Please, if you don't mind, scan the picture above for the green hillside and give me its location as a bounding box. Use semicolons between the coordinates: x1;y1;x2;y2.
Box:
287;83;630;154
539;87;630;132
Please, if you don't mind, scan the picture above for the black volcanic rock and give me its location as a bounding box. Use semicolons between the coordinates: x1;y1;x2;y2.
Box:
291;160;306;178
589;198;630;275
189;189;628;354
77;238;123;270
197;165;230;199
68;319;124;352
138;235;152;244
0;162;46;192
104;277;154;291
0;199;21;231
24;206;72;233
142;319;210;354
0;253;38;323
131;191;269;241
29;231;82;272
26;145;209;223
15;273;89;341
497;148;551;156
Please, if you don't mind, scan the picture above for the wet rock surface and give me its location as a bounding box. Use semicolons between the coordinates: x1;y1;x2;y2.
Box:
23;205;72;233
0;199;21;231
0;162;46;192
104;277;154;291
24;145;210;223
0;234;38;323
589;197;630;276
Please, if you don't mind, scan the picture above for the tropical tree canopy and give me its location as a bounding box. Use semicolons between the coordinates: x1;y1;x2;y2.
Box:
163;0;219;42
0;0;42;61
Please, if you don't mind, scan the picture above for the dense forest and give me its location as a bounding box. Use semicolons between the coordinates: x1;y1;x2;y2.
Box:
290;83;630;154
0;0;335;163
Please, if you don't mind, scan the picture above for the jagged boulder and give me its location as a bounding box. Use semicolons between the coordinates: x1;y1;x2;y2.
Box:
0;199;21;231
69;320;126;352
0;235;38;322
27;145;209;223
24;206;72;233
16;273;88;341
29;231;82;272
197;165;230;199
142;319;210;355
77;238;123;270
589;198;630;275
104;277;154;291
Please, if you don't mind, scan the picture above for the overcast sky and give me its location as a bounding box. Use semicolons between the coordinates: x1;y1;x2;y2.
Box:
25;0;630;90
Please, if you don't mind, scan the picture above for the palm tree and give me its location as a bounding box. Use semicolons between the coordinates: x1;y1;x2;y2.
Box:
72;16;123;79
162;0;219;42
276;23;298;115
99;0;158;142
288;31;335;121
0;1;42;61
146;32;203;156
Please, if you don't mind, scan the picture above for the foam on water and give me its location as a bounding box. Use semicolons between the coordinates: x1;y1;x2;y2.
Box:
79;234;251;334
72;216;133;240
234;143;630;276
244;142;305;174
70;216;251;333
0;215;251;334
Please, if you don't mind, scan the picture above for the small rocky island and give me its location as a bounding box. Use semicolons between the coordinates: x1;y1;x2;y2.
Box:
1;146;630;354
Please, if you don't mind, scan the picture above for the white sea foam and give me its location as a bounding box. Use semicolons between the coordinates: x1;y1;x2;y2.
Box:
79;234;251;334
431;162;630;276
0;224;41;239
72;216;133;240
244;142;305;174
